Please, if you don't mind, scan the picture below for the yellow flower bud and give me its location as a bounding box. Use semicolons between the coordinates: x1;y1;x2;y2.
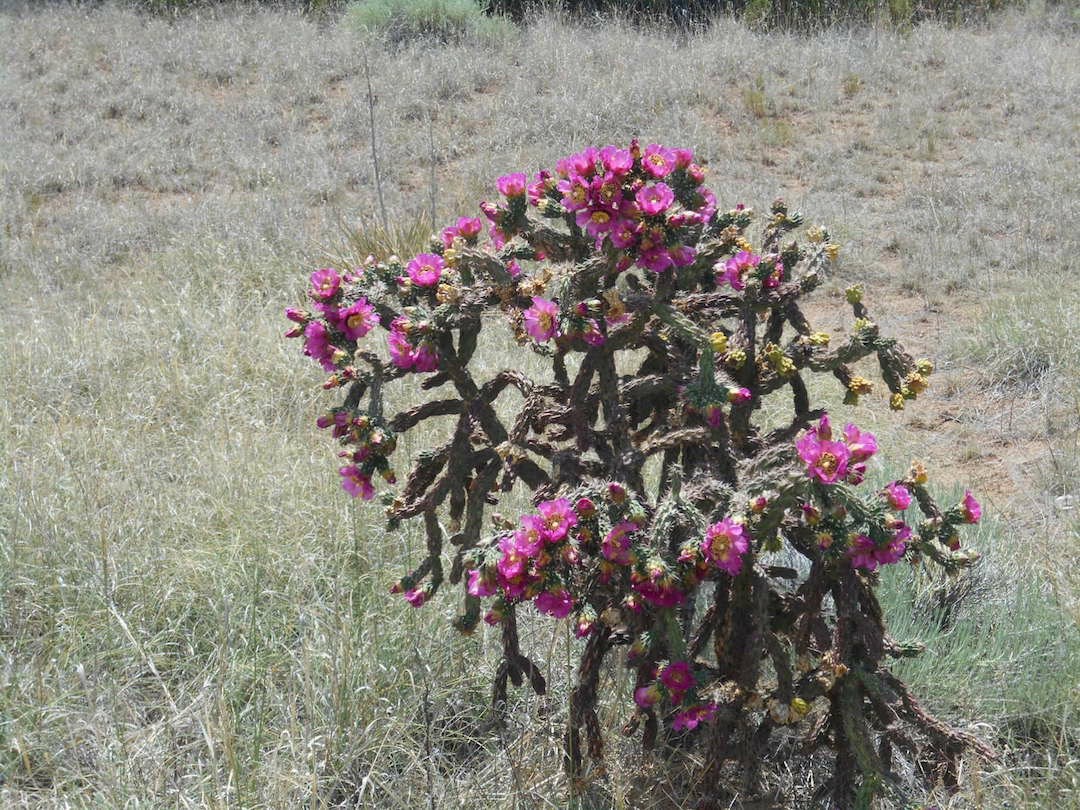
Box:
845;285;863;304
848;376;873;395
890;392;906;410
825;243;841;261
806;226;825;244
710;331;729;354
905;372;928;394
808;331;831;346
909;461;928;485
916;358;934;376
726;349;746;369
790;697;811;720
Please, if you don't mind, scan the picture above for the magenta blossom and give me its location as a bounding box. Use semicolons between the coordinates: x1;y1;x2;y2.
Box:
497;172;528;198
524;297;559;342
338;298;379;341
537;498;578;542
600;145;634;175
635;683;661;709
719;251;760;291
340;466;375;500
403;587;427;607
642;144;676;178
309;267;341;301
467;569;497;598
534;588;574;618
515;514;547;557
702;518;749;576
962;491;981;524
848;534;879;572
602;521;638;565
405;253;444;288
636;183;675;216
659;660;695;701
304;321;338;372
412;342;439;373
883;482;912;511
387;318;416;370
843;423;878;463
672;703;718;732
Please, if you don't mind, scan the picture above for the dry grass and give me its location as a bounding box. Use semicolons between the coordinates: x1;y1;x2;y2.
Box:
1;2;1078;807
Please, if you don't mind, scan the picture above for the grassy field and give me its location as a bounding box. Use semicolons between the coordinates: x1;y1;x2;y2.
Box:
1;2;1078;807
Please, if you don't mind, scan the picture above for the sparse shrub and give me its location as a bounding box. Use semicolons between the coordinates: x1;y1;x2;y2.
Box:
288;142;997;804
344;0;514;43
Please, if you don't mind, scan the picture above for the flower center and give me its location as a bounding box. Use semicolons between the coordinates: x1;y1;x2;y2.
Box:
818;452;838;474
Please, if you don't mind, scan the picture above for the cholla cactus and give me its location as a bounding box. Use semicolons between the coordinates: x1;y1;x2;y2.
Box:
288;142;993;805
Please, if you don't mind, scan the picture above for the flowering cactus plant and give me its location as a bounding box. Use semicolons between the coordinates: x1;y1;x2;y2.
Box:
287;142;994;804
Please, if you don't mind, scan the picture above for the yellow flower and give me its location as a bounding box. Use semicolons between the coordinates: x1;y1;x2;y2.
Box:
808;331;831;346
845;285;863;305
890;392;905;410
825;243;841;261
710;331;729;354
916;358;934;376
789;697;811;720
806;226;825;244
726;349;747;369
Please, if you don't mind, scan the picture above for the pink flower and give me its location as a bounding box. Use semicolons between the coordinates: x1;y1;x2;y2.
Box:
523;297;559;342
309;268;341;301
304;321;338;372
609;218;640;250
537;498;578;543
635;183;675;216
883;482;912;511
642;144;676;179
406;253;444;288
728;387;752;405
514;515;546;557
575;497;596;519
527;170;553;205
672;703;718;732
602;521;638;565
285;307;310;324
719;251;760;291
574;610;597;638
557;175;591;211
848;534;879;571
600;145;633;175
637;248;674;274
962;491;981;524
702;519;749;576
338;298;379;341
497;172;528;198
340;466;375;500
387;317;415;370
403;587;427;607
796;417;854;485
875;524;910;565
534;588;574;618
659;660;695;701
576;206;617;242
457;216;482;238
843;423;878;463
412;342;439;373
635;683;661;709
467;569;497;597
